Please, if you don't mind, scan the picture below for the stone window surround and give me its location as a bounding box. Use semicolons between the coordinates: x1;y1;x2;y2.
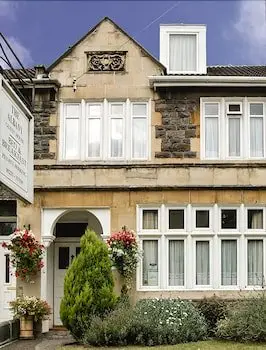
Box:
201;97;266;160
59;99;151;162
136;204;266;291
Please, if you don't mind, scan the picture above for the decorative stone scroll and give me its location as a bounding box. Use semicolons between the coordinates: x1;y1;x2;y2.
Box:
87;51;126;72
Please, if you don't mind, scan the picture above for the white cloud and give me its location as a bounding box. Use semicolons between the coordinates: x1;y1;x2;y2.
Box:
0;1;18;20
233;0;266;64
0;36;33;68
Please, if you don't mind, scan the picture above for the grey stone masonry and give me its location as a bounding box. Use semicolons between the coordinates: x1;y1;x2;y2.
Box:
33;100;57;160
0;184;15;200
155;96;198;158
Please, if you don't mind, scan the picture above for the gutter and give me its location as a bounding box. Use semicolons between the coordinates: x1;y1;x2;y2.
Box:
149;75;266;88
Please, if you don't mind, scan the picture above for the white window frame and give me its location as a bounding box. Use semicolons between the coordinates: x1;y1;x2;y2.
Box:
193;237;213;289
138;237;161;290
192;207;213;232
160;24;206;74
201;97;266;160
166;206;186;232
244;236;266;289
166;236;187;289
130;102;149;160
245;207;265;232
85;102;103;160
248;100;266;159
219;207;240;233
60;99;150;162
226;111;243;159
138;206;161;234
218;237;240;289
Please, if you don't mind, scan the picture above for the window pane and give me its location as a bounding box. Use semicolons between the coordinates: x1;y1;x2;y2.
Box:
88;104;101;116
169;210;184;229
221;210;237;229
0;201;16;216
143;210;158;229
196;210;209;228
111;104;123;115
229;118;240;157
169;240;184;286
0;222;16;236
248;240;263;285
132;118;147;159
88;119;101;157
169;34;196;72
205;103;218;116
5;254;10;284
133;103;147;116
65;119;80;159
250;103;263;116
65;104;79;117
221;240;237;285
250;117;264;157
228;104;241;113
248;209;263;229
205;117;219;158
143;240;158;286
196;241;210;285
110;119;123;157
59;247;69;270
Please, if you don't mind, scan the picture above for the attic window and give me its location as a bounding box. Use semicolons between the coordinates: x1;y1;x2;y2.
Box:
160;25;206;74
86;51;126;72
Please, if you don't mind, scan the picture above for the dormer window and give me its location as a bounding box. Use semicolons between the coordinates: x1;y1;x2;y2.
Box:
160;25;206;74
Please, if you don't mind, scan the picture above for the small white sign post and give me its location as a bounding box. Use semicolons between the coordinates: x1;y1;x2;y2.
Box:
0;74;34;203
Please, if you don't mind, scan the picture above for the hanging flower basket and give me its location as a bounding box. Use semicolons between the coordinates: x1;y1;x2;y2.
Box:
107;226;142;295
2;227;44;282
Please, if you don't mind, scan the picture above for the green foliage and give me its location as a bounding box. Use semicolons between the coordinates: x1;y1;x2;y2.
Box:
216;293;266;342
82;299;133;346
129;298;207;346
196;295;227;336
60;229;117;340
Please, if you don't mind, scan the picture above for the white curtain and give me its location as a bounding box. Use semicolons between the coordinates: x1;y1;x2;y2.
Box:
250;117;263;157
88;118;101;157
169;34;196;72
143;240;158;286
65;118;80;159
143;210;158;229
248;240;263;285
110;119;123;157
205;117;219;158
250;210;263;229
196;241;210;285
229;118;240;157
169;240;184;286
132;118;147;159
221;240;237;285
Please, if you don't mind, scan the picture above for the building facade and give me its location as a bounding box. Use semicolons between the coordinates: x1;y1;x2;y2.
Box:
1;17;266;328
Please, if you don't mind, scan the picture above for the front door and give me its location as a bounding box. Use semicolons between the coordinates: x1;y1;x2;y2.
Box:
54;242;81;325
0;245;16;322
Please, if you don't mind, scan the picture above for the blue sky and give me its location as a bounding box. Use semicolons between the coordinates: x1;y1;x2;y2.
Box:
0;1;266;69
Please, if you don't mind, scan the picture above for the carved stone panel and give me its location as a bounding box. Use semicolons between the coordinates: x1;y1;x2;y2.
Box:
87;51;126;72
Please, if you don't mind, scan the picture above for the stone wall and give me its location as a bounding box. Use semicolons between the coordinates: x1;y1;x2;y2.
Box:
155;96;198;158
0;184;15;200
33;92;57;160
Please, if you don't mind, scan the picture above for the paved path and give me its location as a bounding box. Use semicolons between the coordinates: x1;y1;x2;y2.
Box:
1;339;41;350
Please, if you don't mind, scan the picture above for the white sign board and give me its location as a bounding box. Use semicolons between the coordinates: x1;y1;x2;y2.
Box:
0;75;33;203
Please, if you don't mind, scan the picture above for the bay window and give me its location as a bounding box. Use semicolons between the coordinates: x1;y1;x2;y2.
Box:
138;204;266;291
61;99;149;161
201;98;266;160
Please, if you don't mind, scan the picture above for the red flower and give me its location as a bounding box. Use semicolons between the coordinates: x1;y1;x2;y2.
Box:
2;242;7;248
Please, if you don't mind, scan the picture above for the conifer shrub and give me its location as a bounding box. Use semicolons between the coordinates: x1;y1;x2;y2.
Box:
60;229;117;340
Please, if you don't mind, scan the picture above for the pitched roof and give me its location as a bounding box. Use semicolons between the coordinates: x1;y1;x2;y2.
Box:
47;16;166;72
207;65;266;76
3;68;35;80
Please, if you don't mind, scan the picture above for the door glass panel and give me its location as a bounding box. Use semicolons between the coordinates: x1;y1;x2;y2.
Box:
59;247;69;269
76;247;81;256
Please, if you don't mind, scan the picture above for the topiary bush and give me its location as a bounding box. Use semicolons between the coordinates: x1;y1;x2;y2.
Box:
60;229;117;340
196;295;227;336
216;293;266;342
82;299;133;346
129;298;207;346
